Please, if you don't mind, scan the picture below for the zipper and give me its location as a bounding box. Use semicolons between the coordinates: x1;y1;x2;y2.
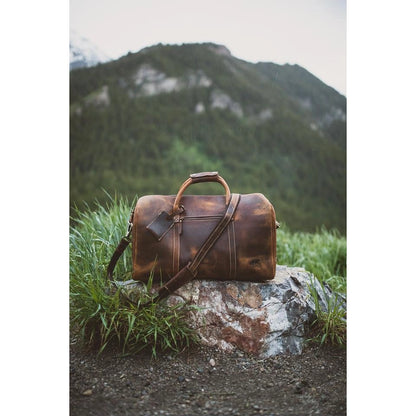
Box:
181;215;223;221
175;215;222;235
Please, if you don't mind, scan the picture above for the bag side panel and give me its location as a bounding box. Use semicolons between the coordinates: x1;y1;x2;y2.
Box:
232;193;276;281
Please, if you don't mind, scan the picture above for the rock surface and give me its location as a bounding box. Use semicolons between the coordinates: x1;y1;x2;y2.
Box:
116;266;343;357
130;64;212;97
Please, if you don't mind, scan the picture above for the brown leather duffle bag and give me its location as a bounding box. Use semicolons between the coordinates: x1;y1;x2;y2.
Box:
107;172;279;302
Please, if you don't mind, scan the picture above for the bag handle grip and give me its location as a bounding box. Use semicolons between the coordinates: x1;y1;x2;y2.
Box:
172;172;231;214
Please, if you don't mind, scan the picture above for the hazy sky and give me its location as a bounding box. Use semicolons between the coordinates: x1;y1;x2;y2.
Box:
70;0;346;95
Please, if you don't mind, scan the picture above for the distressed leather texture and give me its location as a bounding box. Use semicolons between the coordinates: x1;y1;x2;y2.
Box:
131;173;277;283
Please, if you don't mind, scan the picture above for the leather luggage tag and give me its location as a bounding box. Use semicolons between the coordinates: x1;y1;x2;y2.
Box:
146;211;175;241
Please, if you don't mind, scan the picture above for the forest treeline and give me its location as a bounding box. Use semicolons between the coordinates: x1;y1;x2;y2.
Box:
70;43;346;233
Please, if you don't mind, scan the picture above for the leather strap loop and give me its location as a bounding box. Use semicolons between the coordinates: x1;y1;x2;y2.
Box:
172;172;231;214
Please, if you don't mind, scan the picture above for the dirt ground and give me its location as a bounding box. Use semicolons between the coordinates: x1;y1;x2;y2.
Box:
70;339;346;416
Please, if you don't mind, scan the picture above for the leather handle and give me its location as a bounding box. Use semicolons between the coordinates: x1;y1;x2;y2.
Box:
189;171;220;182
172;172;231;214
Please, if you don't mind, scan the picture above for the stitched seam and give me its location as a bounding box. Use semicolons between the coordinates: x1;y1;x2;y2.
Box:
177;223;181;274
270;202;276;276
227;227;232;279
183;218;221;222
172;224;176;274
232;220;237;279
133;206;140;279
183;216;222;221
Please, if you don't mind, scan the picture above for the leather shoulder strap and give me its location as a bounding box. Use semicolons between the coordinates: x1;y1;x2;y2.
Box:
106;237;131;282
106;193;241;304
107;208;134;282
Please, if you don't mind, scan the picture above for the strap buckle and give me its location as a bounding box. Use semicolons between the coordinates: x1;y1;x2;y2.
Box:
125;221;133;239
125;208;135;239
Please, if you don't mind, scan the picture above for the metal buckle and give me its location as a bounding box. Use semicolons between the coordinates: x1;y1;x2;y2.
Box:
170;204;185;219
125;221;133;239
125;208;135;239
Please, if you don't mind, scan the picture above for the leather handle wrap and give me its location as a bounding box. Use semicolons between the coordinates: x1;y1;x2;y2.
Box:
190;171;220;182
172;172;231;214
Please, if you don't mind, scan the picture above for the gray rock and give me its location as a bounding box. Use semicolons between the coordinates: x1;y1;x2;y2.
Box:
129;64;212;97
115;265;344;356
210;89;243;117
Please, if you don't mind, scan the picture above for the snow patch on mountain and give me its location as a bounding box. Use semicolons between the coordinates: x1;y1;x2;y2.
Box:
70;30;111;70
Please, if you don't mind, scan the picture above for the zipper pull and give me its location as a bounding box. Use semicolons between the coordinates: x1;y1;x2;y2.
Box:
175;216;184;235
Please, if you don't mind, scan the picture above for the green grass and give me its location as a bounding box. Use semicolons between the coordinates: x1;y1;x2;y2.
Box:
309;288;346;346
70;198;347;354
277;225;346;293
70;196;199;356
276;224;347;346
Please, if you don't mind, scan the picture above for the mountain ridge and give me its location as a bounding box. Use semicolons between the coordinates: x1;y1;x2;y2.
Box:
70;30;111;70
70;42;346;233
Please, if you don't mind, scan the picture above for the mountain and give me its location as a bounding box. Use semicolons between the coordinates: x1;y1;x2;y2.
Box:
70;30;111;70
70;43;346;233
